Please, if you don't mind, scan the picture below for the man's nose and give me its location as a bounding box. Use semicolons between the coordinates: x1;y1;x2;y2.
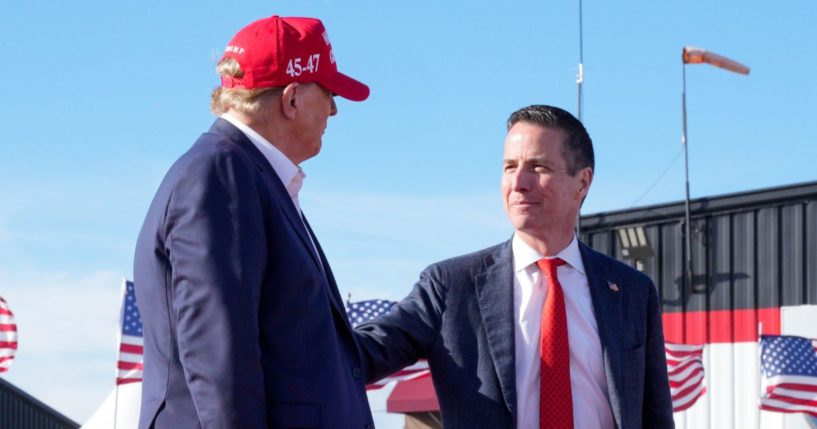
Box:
510;169;531;192
330;97;338;116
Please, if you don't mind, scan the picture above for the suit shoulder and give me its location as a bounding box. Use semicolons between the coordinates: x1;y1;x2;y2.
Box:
158;132;261;193
176;131;254;170
426;242;507;276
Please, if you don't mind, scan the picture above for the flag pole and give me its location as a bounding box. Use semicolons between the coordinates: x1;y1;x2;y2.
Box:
113;383;120;429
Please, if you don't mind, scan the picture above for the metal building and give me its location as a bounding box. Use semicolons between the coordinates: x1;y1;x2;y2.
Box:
0;377;79;429
581;180;817;342
579;180;817;429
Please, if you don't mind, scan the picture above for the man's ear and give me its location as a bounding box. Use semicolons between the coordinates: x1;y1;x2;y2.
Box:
280;83;299;120
577;167;593;198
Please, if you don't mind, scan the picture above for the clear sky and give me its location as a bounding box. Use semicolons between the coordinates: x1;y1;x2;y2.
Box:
1;0;815;426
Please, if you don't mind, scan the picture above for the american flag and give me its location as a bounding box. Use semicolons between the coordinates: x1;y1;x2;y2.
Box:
759;334;817;417
665;342;706;412
117;280;144;385
346;299;431;390
0;296;18;373
347;299;397;328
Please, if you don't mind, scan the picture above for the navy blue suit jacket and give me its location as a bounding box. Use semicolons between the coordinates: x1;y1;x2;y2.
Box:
355;240;674;429
134;119;373;429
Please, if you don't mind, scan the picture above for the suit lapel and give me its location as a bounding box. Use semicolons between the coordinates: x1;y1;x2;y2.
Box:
474;241;518;424
208;119;326;274
302;214;352;328
580;242;624;429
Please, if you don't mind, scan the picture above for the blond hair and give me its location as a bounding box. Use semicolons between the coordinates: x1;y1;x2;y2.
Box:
210;57;282;116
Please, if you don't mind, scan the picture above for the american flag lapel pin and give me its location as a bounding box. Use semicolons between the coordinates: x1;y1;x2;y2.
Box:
607;281;619;292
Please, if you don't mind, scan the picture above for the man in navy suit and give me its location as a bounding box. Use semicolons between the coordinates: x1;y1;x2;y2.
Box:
134;16;374;428
355;105;675;428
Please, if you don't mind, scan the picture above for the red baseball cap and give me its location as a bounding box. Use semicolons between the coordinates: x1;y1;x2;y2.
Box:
219;16;369;102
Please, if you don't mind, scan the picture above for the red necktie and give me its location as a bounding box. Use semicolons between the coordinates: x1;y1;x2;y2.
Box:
536;258;573;429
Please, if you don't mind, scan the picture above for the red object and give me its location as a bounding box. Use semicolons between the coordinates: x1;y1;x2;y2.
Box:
665;343;706;412
220;16;369;101
386;372;438;413
662;308;780;344
537;258;574;429
0;296;18;373
367;360;430;390
682;47;750;75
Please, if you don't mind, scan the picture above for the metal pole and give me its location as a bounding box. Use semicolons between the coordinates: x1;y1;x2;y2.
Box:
758;322;764;428
575;0;585;238
113;384;119;429
682;62;693;293
577;0;584;123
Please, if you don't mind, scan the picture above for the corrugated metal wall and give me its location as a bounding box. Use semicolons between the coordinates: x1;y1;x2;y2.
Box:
579;180;817;429
0;378;79;429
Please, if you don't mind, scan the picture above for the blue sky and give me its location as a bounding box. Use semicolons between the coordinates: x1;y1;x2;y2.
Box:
1;0;815;425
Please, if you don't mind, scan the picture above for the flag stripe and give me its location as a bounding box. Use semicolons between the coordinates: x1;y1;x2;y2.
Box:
667;358;703;377
765;391;817;406
120;343;144;354
669;369;704;391
760;400;817;417
672;386;706;412
670;371;704;397
118;361;145;371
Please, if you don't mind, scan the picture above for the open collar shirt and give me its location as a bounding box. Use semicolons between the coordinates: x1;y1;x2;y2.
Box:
512;234;614;429
220;114;320;264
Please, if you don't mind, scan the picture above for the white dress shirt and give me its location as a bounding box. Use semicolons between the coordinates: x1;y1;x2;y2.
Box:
220;114;321;264
512;234;614;429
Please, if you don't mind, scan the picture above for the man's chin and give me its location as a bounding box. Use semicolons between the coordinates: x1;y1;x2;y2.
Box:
510;222;541;237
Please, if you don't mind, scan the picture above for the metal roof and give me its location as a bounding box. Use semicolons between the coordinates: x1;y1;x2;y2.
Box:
0;377;79;429
580;180;817;230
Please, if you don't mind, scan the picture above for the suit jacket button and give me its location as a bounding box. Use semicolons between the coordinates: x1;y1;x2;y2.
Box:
352;367;362;378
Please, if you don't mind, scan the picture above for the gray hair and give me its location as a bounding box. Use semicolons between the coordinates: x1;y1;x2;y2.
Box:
209;57;282;116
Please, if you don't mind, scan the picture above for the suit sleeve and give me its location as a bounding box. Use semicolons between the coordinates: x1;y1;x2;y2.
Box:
165;151;267;428
642;280;676;428
354;264;445;384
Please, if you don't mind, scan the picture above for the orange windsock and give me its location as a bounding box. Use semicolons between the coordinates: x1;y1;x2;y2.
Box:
683;46;750;75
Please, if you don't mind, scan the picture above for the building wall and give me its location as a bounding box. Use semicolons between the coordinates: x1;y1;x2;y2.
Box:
579;181;817;429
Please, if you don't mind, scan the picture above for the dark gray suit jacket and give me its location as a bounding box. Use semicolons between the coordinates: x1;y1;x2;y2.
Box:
354;240;674;429
134;119;373;428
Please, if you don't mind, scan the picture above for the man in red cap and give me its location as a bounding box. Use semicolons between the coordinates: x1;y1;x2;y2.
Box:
134;16;373;428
